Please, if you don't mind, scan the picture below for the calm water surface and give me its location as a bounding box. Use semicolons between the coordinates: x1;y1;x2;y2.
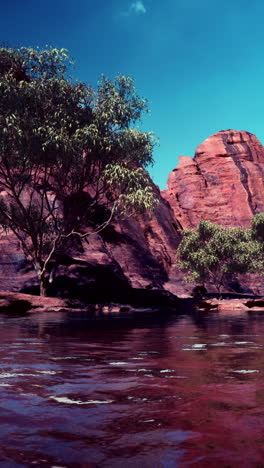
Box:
0;308;264;467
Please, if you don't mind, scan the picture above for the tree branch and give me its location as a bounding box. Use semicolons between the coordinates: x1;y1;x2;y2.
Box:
62;201;117;240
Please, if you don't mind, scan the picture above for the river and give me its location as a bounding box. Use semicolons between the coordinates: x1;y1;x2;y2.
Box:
0;307;264;467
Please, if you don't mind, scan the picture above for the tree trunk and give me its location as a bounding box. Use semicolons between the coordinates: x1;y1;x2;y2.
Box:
217;284;222;300
35;263;48;297
39;277;48;297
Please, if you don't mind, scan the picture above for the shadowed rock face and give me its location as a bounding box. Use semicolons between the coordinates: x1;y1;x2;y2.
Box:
162;130;264;228
1;129;264;299
0;185;183;299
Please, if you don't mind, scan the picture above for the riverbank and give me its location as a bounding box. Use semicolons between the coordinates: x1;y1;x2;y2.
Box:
1;290;264;317
198;297;264;312
0;290;184;315
0;291;81;314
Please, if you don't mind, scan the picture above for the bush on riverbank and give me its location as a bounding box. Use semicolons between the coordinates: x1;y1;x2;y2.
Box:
177;216;264;295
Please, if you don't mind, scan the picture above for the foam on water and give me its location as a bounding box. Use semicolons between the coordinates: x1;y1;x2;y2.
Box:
109;362;128;365
182;343;207;351
191;344;207;349
235;342;254;345
0;372;36;378
50;396;114;405
51;357;78;360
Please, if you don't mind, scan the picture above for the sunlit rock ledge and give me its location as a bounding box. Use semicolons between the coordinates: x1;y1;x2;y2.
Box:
0;289;183;315
198;298;264;313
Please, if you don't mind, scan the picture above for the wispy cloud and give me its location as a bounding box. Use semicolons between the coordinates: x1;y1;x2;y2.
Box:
130;1;146;14
119;1;147;17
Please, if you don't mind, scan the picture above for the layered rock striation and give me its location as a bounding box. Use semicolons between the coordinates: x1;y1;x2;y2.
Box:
162;130;264;228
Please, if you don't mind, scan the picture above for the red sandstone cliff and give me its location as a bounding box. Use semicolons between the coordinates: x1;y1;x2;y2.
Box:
162;130;264;229
1;129;264;300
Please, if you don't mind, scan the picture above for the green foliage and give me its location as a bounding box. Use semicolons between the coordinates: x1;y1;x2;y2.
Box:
251;213;264;243
102;164;158;215
0;45;158;294
0;46;72;80
177;219;263;293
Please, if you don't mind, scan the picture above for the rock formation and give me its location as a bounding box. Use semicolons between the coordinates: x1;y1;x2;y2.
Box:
162;130;264;228
0;184;183;300
1;129;264;300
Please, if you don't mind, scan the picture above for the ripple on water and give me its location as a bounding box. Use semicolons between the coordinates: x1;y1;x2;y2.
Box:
234;341;254;345
0;372;37;378
49;396;114;405
2;309;264;467
109;362;128;366
51;356;77;360
182;343;207;351
210;342;227;346
51;465;67;468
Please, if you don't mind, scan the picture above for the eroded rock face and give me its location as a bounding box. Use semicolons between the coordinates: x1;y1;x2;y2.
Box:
162;130;264;228
0;185;183;299
56;187;183;299
1;129;264;300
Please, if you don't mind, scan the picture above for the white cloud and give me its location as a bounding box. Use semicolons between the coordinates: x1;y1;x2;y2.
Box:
119;1;146;17
130;1;146;14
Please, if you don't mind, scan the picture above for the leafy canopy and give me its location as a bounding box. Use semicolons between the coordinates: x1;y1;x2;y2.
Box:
177;219;263;293
0;45;158;295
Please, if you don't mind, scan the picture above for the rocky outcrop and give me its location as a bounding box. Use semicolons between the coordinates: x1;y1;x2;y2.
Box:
198;297;264;313
0;291;78;314
162;130;264;228
0;291;180;314
0;185;183;300
1;129;264;301
161;129;264;296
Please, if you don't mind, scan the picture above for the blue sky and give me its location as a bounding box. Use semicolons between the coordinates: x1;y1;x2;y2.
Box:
1;0;264;188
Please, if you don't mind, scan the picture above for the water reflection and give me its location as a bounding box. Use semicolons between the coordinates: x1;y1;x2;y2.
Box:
0;309;264;466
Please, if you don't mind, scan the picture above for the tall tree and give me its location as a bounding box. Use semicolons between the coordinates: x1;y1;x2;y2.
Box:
0;46;158;296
